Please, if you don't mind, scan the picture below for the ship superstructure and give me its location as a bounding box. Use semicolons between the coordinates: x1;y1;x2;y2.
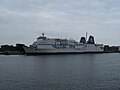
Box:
24;33;103;54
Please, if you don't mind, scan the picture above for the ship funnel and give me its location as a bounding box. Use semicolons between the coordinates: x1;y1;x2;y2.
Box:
80;37;86;44
87;35;95;44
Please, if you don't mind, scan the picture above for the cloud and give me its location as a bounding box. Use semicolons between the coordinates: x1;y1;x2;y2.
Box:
0;0;120;45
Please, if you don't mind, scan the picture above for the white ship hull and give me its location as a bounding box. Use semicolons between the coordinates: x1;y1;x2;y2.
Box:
23;45;103;55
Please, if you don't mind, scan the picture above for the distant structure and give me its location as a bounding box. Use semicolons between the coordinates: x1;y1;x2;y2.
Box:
118;46;120;52
104;45;118;53
0;45;16;51
16;44;25;52
0;44;26;54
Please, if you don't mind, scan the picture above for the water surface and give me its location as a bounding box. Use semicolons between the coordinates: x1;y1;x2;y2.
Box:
0;53;120;90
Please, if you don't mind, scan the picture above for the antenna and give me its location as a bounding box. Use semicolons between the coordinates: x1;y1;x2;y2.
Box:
42;33;45;37
86;32;88;43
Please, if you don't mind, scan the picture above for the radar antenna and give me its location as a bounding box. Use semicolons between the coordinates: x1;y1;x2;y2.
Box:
42;33;45;37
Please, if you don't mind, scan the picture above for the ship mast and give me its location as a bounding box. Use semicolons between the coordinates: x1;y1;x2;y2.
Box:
85;32;88;44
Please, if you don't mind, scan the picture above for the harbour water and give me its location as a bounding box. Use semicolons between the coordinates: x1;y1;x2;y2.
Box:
0;53;120;90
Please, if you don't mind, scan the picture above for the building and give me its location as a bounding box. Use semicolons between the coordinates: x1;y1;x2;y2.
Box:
16;44;25;52
104;45;118;53
0;44;26;53
0;45;16;51
118;46;120;52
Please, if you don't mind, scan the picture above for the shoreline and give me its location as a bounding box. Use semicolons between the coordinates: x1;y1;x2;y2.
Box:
0;51;24;55
0;51;119;55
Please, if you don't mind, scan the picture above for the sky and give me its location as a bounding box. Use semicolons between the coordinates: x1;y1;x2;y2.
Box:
0;0;120;46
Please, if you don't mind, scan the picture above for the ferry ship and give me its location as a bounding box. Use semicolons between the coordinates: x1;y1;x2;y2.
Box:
23;33;104;55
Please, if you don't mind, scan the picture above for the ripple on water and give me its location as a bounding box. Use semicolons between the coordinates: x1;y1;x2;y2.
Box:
0;54;120;90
